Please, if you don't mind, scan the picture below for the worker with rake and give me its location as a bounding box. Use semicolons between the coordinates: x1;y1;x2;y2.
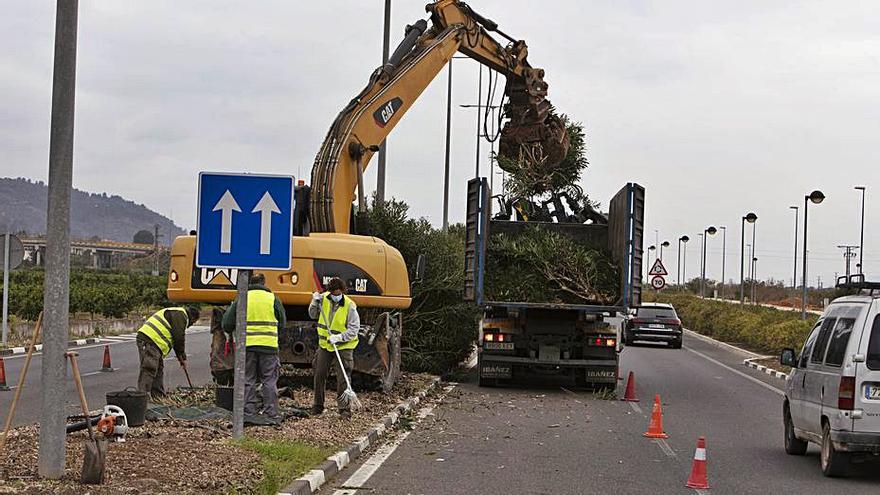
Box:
310;277;361;418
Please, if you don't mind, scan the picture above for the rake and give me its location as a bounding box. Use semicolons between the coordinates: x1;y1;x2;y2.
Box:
332;343;362;411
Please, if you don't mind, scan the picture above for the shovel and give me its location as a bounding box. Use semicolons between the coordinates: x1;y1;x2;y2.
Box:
67;351;107;484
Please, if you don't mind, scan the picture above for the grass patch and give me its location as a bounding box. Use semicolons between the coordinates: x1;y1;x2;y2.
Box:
238;438;335;495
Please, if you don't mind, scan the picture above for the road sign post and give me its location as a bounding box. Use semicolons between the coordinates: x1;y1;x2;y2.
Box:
196;172;294;439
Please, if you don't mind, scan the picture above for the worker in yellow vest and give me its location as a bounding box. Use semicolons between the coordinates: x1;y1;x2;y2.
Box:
309;277;360;418
222;273;286;421
136;306;201;397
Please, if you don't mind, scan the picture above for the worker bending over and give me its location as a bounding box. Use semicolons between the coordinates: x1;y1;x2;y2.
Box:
223;273;286;422
309;277;360;418
136;306;201;397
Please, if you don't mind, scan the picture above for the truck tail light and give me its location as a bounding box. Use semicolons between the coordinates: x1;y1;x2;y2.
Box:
588;337;616;347
838;376;855;410
483;332;508;343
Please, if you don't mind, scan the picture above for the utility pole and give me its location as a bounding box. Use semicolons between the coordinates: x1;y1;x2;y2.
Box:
855;186;866;275
719;226;727;299
838;245;859;283
376;0;391;203
152;224;161;276
442;60;452;230
39;0;78;479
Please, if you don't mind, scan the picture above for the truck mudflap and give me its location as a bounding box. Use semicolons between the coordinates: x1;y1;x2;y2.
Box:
212;310;402;393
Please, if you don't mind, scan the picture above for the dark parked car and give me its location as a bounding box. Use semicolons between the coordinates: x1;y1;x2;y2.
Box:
624;303;682;348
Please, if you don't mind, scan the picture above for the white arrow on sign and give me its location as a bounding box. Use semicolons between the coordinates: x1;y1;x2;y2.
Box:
252;191;281;255
213;190;241;254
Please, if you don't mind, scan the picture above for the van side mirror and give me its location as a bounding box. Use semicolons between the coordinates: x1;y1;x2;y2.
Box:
780;348;797;368
414;254;426;282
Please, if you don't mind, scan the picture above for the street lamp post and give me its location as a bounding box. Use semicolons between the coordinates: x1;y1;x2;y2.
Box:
803;190;825;319
719;226;727;299
678;235;690;285
750;221;757;304
740;213;758;304
701;226;717;298
856;186;866;275
647;245;656;283
660;240;670;261
789;206;798;290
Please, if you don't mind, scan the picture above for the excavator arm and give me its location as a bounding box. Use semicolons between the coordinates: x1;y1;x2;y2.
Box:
310;0;569;234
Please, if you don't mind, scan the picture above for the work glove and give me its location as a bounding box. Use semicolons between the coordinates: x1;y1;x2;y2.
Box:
328;334;343;345
178;358;187;369
312;292;323;302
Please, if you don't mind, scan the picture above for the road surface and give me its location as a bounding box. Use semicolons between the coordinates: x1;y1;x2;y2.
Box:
0;327;213;428
324;330;880;494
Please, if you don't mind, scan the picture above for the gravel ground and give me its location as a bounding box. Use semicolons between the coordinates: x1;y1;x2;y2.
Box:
0;371;436;494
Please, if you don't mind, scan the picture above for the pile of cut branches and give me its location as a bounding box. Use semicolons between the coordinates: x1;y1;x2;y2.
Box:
484;226;619;305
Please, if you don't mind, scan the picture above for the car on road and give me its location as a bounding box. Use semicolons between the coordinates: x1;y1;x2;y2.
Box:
623;303;682;348
780;286;880;477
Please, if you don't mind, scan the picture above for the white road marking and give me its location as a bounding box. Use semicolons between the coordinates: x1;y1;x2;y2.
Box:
685;346;784;396
654;438;676;457
332;386;455;495
683;328;763;359
628;401;642;414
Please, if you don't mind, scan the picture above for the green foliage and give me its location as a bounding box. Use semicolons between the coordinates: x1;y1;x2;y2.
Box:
3;268;168;320
237;438;334;495
497;117;589;198
367;199;480;374
656;293;818;354
485;226;619;304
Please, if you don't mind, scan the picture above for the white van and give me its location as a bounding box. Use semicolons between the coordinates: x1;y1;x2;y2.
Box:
781;288;880;477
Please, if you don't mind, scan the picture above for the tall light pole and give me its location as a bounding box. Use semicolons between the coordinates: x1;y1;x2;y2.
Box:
677;235;690;285
753;257;759;302
376;0;392;203
442;60;452;229
660;240;670;261
740;213;757;303
750;220;757;304
719;226;727;299
647;245;656;283
789;206;798;290
682;236;690;285
701;226;717;297
803;190;825;319
856;186;866;275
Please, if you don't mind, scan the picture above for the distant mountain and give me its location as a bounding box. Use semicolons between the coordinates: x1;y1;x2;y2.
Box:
0;177;186;245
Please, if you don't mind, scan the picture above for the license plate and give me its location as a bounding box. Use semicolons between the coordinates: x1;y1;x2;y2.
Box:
483;342;514;351
481;364;512;379
649;324;665;329
866;385;880;399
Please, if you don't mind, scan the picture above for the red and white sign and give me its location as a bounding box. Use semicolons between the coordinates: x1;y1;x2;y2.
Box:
648;258;668;276
651;276;666;290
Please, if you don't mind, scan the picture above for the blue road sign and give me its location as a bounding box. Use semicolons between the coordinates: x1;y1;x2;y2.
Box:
196;172;294;270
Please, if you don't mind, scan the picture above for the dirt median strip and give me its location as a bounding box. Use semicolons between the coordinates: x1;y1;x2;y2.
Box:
279;377;445;495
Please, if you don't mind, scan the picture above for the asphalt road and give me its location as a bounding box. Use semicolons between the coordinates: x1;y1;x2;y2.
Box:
324;331;880;494
0;326;213;428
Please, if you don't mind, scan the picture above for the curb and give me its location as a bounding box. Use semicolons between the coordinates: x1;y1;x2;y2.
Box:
278;376;444;495
743;357;789;381
0;337;100;356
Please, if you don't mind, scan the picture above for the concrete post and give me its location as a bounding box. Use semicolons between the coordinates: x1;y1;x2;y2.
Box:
232;269;250;439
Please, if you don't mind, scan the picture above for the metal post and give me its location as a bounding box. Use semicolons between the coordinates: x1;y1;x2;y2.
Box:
2;233;9;346
475;64;482;178
677;239;682;285
857;186;866;274
682;241;687;285
442;60;452;230
232;269;250;439
720;226;727;299
39;0;78;479
802;196;809;319
790;206;798;290
740;217;746;304
750;222;757;304
700;233;706;297
376;0;391;203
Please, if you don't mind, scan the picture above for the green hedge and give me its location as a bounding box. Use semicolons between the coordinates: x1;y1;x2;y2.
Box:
655;293;818;354
3;268;168;320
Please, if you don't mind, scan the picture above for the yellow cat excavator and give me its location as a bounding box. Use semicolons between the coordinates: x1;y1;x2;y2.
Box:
167;0;568;391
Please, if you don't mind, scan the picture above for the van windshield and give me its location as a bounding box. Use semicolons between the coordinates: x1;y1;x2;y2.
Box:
868;315;880;371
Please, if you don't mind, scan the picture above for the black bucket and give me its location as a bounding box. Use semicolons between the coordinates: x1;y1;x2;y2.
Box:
106;387;148;427
215;386;233;411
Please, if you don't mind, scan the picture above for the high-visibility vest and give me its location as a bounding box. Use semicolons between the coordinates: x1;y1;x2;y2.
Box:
138;307;188;357
246;290;279;349
317;293;359;351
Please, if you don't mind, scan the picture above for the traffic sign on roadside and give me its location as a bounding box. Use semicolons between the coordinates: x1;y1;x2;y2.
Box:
648;258;668;276
651;275;666;290
196;172;294;270
0;234;24;271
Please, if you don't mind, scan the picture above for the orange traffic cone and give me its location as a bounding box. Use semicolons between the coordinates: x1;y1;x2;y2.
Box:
685;436;710;489
620;371;639;402
100;345;114;372
643;394;668;439
0;358;8;391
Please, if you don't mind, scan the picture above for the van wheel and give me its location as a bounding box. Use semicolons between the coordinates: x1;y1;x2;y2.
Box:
783;408;807;455
820;422;850;477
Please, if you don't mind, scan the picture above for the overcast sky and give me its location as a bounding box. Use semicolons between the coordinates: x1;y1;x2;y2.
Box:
2;1;879;288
